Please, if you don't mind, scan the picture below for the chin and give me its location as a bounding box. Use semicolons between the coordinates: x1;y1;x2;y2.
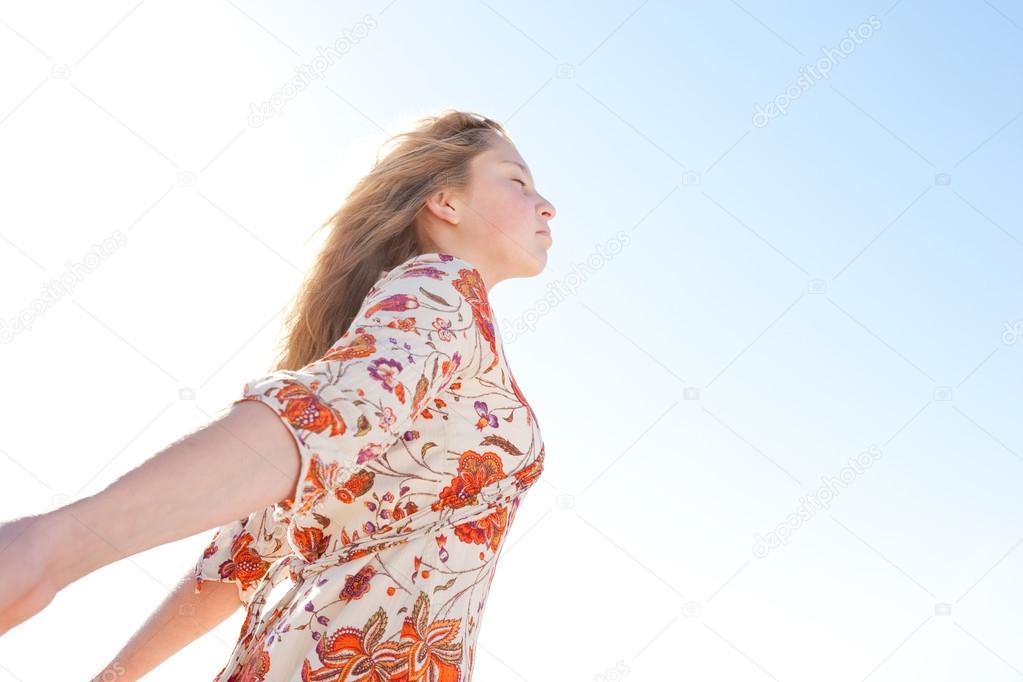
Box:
524;249;548;275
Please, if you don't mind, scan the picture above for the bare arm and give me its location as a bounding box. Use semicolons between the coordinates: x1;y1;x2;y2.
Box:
50;400;299;589
0;399;300;635
89;570;242;682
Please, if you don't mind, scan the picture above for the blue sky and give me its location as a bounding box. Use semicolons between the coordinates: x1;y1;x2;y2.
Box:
1;1;1022;679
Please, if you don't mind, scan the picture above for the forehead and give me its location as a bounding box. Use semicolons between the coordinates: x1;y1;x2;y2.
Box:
478;149;532;179
498;159;531;177
480;137;527;164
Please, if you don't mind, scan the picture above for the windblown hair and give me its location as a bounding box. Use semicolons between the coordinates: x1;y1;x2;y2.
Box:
269;109;509;373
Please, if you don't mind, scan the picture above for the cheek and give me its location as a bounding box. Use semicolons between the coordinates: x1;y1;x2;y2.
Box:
480;187;531;230
502;189;536;225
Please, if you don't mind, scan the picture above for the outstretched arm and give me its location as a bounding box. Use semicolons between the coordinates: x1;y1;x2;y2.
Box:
0;399;300;635
89;570;242;682
1;252;493;639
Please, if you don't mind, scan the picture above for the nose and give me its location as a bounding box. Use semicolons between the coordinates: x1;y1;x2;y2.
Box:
538;196;556;220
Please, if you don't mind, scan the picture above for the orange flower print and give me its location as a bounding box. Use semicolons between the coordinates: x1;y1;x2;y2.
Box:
217;531;270;594
225;645;271;682
473;400;498;430
340;564;377;602
453;504;508;552
235;604;256;652
390;499;417;521
388;592;463;682
320;331;376;362
263;380;347;438
300;456;375;514
364;292;420;318
452;267;498;372
302;608;405;681
335;469;375;504
199;537;219;567
290;525;330;563
514;448;545;490
195;253;547;681
386;316;419;333
432;450;506;512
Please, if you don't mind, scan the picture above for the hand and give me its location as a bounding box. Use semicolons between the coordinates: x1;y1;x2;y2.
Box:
0;514;63;637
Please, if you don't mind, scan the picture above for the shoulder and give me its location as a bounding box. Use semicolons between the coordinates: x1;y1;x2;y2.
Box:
381;252;481;286
367;252;491;312
357;252;499;370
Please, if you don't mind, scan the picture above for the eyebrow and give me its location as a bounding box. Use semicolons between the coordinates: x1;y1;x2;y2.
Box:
500;159;534;182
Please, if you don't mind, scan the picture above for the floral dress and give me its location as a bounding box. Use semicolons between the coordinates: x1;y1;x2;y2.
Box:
193;252;545;682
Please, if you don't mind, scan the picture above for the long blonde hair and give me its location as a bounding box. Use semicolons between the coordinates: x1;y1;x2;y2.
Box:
270;109;509;373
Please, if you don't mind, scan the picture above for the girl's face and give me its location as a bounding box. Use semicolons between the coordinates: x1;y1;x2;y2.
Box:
422;135;557;287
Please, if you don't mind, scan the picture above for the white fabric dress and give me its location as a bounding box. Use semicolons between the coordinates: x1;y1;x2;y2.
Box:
193;251;546;681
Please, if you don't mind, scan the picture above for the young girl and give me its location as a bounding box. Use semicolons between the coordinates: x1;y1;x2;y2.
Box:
0;109;556;681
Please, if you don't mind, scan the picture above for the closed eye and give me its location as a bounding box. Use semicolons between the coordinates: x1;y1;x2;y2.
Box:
512;178;527;188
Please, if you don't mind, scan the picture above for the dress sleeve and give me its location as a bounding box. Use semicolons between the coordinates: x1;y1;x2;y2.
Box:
228;253;496;520
192;503;291;604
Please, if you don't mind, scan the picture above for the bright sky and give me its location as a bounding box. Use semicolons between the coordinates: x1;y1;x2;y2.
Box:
2;1;1023;680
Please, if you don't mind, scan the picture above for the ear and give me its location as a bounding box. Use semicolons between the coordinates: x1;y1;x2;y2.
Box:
421;188;461;225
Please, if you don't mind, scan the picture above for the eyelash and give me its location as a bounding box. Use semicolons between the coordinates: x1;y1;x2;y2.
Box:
513;178;527;188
